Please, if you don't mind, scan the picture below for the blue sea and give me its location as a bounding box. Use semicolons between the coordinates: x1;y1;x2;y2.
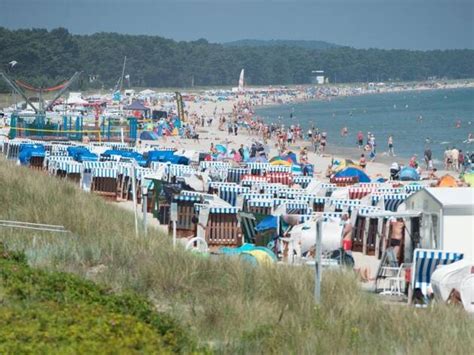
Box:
255;88;474;162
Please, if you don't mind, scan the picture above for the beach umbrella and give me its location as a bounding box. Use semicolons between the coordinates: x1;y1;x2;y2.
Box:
334;166;371;183
399;167;420;181
283;151;298;164
215;144;227;154
269;156;292;166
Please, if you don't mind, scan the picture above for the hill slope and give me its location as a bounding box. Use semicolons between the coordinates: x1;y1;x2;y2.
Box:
0;27;473;90
0;157;473;353
223;39;340;50
0;244;195;353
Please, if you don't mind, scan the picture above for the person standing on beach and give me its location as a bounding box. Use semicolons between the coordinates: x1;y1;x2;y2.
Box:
357;131;364;150
320;132;327;154
424;147;432;170
312;131;320;153
451;147;459;171
388;135;394;156
359;154;367;169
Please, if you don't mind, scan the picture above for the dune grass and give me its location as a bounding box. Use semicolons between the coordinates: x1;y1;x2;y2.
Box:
0;157;473;353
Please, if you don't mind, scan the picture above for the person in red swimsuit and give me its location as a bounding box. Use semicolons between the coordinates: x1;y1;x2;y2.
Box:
341;214;353;255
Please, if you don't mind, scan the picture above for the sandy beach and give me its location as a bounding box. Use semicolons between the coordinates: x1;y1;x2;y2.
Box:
149;96;456;181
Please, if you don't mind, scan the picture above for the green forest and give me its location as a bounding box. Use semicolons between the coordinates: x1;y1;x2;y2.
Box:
0;27;473;91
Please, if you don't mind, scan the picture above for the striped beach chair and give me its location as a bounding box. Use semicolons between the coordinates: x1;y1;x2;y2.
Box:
348;187;374;199
404;184;424;194
293;175;315;188
171;194;202;237
246;162;271;176
226;167;250;183
240;174;270;187
266;172;293;185
199;160;231;171
382;193;408;212
267;165;292;173
90;167;118;199
284;201;312;215
327;198;362;213
411;249;464;303
218;185;250;206
312;197;327;212
259;183;286;195
196;204;242;247
246;199;273;215
330;176;359;187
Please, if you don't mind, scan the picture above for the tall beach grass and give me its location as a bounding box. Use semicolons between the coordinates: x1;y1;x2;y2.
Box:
0;158;472;353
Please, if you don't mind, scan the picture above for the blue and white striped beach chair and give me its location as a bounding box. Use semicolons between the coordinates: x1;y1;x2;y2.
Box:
226;167;250;183
404;184;424;194
246;162;271;175
411;249;464;304
218;185;250;206
293;175;315;188
383;193;408;212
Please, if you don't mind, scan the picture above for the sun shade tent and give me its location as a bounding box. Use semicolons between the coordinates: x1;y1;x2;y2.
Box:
399;167;420;181
147;150;189;166
102;149;147;166
123;100;150;112
437;174;457;187
18;144;45;165
67;146;98;162
405;187;474;261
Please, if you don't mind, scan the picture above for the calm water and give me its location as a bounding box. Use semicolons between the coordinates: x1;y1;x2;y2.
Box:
256;88;474;161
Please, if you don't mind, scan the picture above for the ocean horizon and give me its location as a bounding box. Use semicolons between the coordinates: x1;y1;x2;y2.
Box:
255;87;474;164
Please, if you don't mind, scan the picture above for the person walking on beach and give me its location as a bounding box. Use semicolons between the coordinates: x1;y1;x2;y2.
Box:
357;131;364;150
388;135;394;156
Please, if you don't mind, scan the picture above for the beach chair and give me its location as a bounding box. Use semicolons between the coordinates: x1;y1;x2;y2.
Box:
169;194;202;238
348;187;373;199
198;206;242;248
409;248;464;305
382;193;408;212
266;172;293;185
218;185;249;206
226;167;250;183
90;167;118;200
330;176;359;187
246;199;273;215
238;212;257;244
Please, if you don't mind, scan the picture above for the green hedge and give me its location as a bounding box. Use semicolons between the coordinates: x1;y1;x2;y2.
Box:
0;244;200;353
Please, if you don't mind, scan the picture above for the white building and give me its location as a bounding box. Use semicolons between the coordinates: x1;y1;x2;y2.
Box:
405;188;474;261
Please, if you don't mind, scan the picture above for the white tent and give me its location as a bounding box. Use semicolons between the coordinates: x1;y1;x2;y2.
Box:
405;187;474;261
67;92;88;105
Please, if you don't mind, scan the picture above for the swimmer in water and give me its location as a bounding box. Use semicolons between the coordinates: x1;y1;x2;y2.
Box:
456;120;461;128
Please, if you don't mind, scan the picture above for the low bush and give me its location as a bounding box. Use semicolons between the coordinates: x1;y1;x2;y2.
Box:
0;243;198;353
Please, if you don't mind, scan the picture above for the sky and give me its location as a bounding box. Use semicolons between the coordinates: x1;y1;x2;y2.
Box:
1;0;473;50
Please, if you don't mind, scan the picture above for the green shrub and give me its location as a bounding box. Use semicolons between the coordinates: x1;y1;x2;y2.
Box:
0;243;198;353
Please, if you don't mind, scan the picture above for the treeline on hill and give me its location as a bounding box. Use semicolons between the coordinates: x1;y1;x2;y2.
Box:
0;27;473;91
